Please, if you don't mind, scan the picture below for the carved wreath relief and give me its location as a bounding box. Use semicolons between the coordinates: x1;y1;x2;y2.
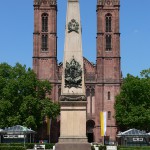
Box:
65;58;82;88
68;19;79;33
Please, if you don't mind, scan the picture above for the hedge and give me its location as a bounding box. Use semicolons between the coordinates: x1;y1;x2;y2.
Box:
91;146;150;150
0;143;55;149
118;146;150;150
0;144;149;150
0;146;26;150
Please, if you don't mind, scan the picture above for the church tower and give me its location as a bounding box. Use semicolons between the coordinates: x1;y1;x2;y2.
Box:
33;0;59;142
33;0;57;83
95;0;121;142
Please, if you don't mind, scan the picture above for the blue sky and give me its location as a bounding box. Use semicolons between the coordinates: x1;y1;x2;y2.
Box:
0;0;150;77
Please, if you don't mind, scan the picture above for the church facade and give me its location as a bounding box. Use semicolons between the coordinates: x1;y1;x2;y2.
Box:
33;0;121;143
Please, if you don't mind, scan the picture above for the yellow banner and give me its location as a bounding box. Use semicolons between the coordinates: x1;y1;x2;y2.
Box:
100;112;107;136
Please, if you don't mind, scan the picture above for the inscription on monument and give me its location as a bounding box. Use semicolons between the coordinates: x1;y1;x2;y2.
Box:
65;58;82;88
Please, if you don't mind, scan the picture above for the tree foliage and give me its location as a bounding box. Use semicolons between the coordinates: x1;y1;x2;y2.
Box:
115;69;150;131
0;63;60;130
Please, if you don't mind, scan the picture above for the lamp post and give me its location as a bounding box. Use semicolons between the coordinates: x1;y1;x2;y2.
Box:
23;133;26;147
48;118;51;143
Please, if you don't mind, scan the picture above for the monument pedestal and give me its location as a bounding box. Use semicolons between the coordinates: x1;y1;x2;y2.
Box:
55;101;91;150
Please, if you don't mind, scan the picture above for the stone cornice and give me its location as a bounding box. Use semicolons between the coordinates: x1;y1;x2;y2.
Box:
34;0;57;6
60;101;87;106
32;56;57;59
60;95;86;101
97;56;121;59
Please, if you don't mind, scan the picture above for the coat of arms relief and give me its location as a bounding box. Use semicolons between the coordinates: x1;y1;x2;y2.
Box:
65;58;82;88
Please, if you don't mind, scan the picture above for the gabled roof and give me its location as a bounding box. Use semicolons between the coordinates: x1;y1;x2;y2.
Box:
83;57;96;68
117;129;150;137
3;125;36;134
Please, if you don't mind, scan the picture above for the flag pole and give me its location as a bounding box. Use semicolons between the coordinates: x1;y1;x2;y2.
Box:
103;136;105;145
49;118;51;143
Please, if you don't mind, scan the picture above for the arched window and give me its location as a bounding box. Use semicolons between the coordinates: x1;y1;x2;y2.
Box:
42;13;48;32
41;34;48;51
106;35;111;50
108;111;111;120
105;13;112;32
108;91;111;100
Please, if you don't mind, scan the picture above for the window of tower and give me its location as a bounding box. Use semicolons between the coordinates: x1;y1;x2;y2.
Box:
108;91;111;100
105;13;112;32
41;34;48;51
106;35;112;51
108;111;111;120
42;13;48;32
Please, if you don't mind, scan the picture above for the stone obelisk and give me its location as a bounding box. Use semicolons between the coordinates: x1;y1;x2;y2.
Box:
55;0;90;150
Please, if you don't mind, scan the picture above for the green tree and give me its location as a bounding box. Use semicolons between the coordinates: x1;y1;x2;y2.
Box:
115;69;150;131
0;63;60;130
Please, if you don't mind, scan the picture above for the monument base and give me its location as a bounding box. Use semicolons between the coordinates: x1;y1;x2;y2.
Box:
55;143;91;150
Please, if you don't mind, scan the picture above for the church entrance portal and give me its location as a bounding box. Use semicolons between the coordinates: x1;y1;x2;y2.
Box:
86;120;95;143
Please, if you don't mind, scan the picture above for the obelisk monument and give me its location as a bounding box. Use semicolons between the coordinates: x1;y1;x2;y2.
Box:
55;0;90;150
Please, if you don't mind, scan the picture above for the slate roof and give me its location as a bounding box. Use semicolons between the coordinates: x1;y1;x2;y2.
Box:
117;129;150;137
2;125;36;135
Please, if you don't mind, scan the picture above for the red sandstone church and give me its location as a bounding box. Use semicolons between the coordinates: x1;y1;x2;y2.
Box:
33;0;121;143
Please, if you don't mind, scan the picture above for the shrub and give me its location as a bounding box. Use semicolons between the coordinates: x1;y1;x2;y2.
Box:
99;146;106;150
118;146;150;150
91;146;95;150
45;143;55;149
0;143;55;149
91;145;106;150
25;143;34;149
0;146;26;150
